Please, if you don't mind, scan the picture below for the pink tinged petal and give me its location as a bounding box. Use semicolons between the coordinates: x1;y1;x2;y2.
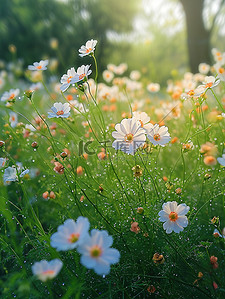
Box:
176;216;188;228
162;202;171;213
169;201;178;212
176;204;190;215
112;131;124;140
158;126;168;135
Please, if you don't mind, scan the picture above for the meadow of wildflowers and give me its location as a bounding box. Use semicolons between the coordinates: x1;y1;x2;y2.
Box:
0;40;225;298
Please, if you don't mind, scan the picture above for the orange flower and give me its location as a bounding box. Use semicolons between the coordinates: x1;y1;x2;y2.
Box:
76;166;84;175
203;156;217;166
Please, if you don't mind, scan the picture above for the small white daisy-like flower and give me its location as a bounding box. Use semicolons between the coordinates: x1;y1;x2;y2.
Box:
32;259;63;282
29;82;42;92
132;111;153;133
147;83;160;93
50;217;90;251
48;102;70;118
130;70;141;81
9;112;18;128
197;76;220;93
158;201;190;234
3;166;18;185
112;118;146;155
102;70;114;83
212;48;225;64
0;157;7;168
214;63;225;82
213;229;225;238
72;65;92;83
79;39;97;57
147;124;171;146
1;88;20;102
217;154;225;166
77;229;120;276
60;67;79;92
28;60;49;71
182;85;206;100
198;63;210;75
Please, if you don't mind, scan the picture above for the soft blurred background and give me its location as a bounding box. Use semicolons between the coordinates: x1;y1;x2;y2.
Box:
0;0;225;85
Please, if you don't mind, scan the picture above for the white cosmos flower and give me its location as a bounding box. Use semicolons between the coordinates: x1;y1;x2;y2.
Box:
0;158;6;168
77;229;120;276
197;76;220;93
9;112;18;128
198;63;210;75
28;60;49;71
214;63;225;82
3;166;18;185
132;111;153;133
72;65;92;83
48;102;70;118
1;88;20;102
102;70;114;83
147;124;171;146
60;67;79;92
147;83;160;93
79;39;97;57
213;229;225;238
32;259;63;282
50;217;90;251
217;154;225;166
112;118;146;155
159;201;190;234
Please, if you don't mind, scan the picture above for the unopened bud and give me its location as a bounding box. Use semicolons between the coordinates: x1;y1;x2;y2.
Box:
24;90;33;100
152;252;165;264
31;141;38;148
137;207;144;214
60;151;67;159
0;140;5;148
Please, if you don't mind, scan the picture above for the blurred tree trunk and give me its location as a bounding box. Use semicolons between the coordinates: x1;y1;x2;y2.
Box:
180;0;211;73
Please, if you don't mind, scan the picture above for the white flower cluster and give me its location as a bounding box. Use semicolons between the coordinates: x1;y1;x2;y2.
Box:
112;111;171;155
32;217;120;282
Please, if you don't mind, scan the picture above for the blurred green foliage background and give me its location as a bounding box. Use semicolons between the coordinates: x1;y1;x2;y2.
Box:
0;0;225;84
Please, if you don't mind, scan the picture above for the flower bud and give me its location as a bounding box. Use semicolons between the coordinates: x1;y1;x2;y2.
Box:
0;140;5;148
132;165;143;178
31;141;38;148
60;151;67;159
152;252;165;264
137;207;144;214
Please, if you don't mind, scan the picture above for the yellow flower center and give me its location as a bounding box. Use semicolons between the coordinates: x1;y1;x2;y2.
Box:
219;67;225;74
43;270;55;275
37;65;42;70
90;245;102;258
205;82;213;88
169;212;178;222
68;233;80;243
67;76;72;83
139;120;144;127
79;73;86;80
9;93;15;100
56;110;64;116
187;90;195;96
153;133;160;141
86;48;92;53
125;133;134;142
